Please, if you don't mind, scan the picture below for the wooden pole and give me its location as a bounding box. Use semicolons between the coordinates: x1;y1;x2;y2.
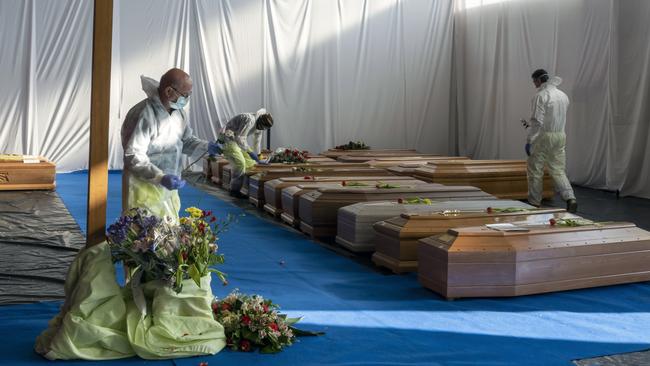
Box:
86;0;113;247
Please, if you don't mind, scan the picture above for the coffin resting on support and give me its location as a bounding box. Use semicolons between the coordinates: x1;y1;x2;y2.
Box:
411;160;554;200
245;164;387;206
298;184;495;238
337;155;453;164
322;149;420;159
221;162;369;193
337;199;534;253
207;158;229;186
417;222;650;299
0;156;56;191
263;176;416;217
373;208;574;273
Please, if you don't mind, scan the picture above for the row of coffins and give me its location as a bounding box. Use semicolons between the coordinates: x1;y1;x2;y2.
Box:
0;155;56;190
202;149;650;299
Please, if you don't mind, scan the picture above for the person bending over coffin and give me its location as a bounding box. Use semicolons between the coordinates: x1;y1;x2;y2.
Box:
524;69;577;213
218;109;274;198
121;68;221;220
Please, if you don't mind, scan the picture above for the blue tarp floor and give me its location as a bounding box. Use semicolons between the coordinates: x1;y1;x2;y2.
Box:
1;171;649;366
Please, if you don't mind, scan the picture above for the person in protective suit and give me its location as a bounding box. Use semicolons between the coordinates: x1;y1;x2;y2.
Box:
121;68;221;220
524;69;577;213
218;109;273;197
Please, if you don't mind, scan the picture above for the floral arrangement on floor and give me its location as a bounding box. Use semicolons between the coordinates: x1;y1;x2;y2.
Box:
107;207;231;292
269;148;309;164
335;141;370;150
212;290;323;353
375;182;401;189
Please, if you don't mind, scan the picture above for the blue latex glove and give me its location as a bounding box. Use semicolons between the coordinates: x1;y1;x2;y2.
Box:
525;143;531;157
208;141;223;156
160;174;186;190
247;151;261;163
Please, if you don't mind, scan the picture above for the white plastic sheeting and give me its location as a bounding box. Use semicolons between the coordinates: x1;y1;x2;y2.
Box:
454;0;650;198
1;0;649;198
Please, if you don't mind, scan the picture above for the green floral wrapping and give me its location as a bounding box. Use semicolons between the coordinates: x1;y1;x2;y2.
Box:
34;242;134;360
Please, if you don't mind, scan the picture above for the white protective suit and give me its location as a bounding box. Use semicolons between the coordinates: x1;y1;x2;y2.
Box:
526;76;576;206
121;76;208;220
218;109;266;193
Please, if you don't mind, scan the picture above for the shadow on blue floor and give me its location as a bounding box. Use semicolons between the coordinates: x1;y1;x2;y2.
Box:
1;171;649;365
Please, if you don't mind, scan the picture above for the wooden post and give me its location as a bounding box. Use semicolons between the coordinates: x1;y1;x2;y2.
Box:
86;0;113;247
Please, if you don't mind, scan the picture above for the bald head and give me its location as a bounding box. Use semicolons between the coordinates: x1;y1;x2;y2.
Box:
159;68;192;113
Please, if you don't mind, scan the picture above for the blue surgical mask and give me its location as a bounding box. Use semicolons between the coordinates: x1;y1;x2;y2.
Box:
169;95;188;110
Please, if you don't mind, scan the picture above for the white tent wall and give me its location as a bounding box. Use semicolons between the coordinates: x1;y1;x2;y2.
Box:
1;0;648;198
453;0;650;199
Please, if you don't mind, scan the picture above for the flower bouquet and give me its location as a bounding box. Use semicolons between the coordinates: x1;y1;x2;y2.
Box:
212;290;323;353
397;197;433;205
335;140;370;150
269;148;309;164
107;207;231;293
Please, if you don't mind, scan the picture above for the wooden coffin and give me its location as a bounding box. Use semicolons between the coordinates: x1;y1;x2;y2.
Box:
373;208;574;273
417;221;650;299
322;149;420;159
338;155;446;164
337;199;534;254
263;176;420;217
202;157;212;177
298;184;495;238
245;164;385;205
412;160;554;199
0;156;56;190
208;158;229;186
221;161;369;192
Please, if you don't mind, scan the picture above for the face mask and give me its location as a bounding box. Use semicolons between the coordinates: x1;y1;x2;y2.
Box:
169;95;188;110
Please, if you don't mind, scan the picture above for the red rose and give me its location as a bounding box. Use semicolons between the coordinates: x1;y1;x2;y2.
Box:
210;216;217;223
240;339;251;352
397;198;403;204
241;315;251;325
285;149;291;154
221;303;231;311
199;362;209;366
486;207;493;214
549;218;557;226
263;304;269;313
226;337;233;345
293;151;298;156
304;176;311;180
341;181;347;186
269;322;279;331
198;222;206;233
182;251;188;261
211;302;219;312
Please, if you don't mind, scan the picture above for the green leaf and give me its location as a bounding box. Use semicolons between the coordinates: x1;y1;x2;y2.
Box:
290;326;325;337
188;264;201;287
285;317;302;326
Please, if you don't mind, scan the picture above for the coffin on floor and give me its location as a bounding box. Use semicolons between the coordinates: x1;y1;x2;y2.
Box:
418;221;650;298
322;149;420;159
0;156;56;191
411;160;554;199
263;176;416;217
221;162;369;192
337;199;534;253
373;208;572;273
246;166;391;206
298;184;494;238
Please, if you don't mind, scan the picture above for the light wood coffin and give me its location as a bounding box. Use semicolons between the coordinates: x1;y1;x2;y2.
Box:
411;160;554;199
338;155;452;164
245;164;387;206
337;199;534;253
373;208;573;273
322;149;420;159
0;157;56;191
417;221;650;299
208;158;230;186
298;184;495;238
221;162;369;192
262;176;420;217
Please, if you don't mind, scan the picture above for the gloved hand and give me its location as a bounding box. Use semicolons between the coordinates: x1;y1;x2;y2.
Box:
208;141;223;156
525;143;531;157
247;151;261;163
160;174;186;190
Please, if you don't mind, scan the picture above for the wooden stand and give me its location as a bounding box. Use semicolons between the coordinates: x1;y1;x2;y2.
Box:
298;184;494;239
262;175;412;216
373;208;571;273
418;222;650;298
411;160;554;199
336;199;533;253
0;158;56;191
